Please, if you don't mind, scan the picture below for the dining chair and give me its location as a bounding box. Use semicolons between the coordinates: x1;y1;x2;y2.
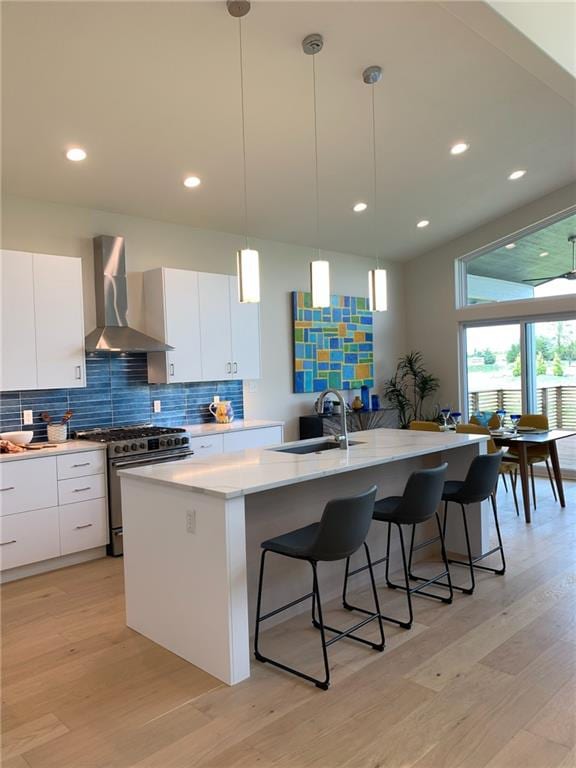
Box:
456;423;519;515
470;412;501;430
409;421;441;432
504;414;557;509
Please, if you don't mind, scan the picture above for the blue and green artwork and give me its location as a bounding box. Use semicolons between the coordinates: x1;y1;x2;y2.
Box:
292;291;374;393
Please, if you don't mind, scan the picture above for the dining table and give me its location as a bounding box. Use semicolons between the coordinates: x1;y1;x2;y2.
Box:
491;429;576;523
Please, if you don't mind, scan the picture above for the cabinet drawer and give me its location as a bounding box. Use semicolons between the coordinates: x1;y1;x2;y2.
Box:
223;427;283;453
58;474;106;505
0;457;58;516
57;450;105;480
186;434;224;457
60;498;108;555
0;507;60;570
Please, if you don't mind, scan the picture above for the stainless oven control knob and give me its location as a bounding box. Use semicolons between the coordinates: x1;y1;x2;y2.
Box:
139;442;146;450
174;438;181;445
167;438;174;446
160;439;166;447
123;445;130;452
131;443;138;451
114;445;122;453
181;436;189;445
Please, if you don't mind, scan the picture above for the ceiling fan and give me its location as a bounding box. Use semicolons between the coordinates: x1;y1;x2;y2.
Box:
523;235;576;285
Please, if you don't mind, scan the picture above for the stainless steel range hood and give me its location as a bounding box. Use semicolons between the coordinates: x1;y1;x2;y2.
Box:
85;235;173;353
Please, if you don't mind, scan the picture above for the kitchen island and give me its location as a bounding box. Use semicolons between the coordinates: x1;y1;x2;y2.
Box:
120;428;489;685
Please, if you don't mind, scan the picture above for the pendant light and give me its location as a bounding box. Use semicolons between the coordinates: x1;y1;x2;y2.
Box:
303;33;330;308
228;0;260;303
363;65;387;312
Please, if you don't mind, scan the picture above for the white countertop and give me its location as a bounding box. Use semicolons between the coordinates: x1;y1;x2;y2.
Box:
0;439;105;463
119;428;487;499
183;419;284;436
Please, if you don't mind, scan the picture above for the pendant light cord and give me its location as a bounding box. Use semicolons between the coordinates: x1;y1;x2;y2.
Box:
238;18;249;249
371;84;379;270
312;54;320;258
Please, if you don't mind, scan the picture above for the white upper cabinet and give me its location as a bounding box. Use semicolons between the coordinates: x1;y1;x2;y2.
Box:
144;268;202;384
0;251;37;391
0;250;86;391
228;276;261;380
144;267;261;384
34;254;85;389
198;272;234;381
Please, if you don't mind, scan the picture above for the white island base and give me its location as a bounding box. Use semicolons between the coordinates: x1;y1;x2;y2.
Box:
120;429;490;685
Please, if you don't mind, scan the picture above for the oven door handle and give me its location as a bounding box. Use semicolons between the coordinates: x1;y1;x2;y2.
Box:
111;451;194;470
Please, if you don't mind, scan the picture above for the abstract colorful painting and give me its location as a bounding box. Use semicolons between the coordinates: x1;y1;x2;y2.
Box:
292;291;374;393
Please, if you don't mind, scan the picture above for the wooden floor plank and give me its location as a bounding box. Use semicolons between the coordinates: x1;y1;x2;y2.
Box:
480;729;569;768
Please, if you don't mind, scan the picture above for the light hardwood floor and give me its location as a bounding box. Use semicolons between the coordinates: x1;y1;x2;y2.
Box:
2;478;575;768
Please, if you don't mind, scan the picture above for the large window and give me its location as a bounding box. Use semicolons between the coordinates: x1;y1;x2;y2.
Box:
463;318;576;474
460;211;576;306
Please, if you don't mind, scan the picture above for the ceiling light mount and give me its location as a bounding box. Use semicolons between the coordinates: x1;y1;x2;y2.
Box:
226;0;250;18
362;65;383;85
302;33;323;56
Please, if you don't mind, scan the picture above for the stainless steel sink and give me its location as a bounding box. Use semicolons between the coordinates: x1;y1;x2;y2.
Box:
272;440;363;455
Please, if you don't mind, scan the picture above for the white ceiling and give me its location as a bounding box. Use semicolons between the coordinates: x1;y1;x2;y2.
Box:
2;1;575;261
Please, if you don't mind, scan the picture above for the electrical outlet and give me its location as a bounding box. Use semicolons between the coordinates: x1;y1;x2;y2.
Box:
153;400;161;413
248;380;258;394
22;410;33;425
186;510;196;534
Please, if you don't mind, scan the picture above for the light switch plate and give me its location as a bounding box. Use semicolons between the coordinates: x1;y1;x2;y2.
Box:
248;381;258;393
23;409;33;425
153;400;161;413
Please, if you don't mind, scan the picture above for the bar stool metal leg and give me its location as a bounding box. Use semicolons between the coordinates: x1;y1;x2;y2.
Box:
446;494;506;592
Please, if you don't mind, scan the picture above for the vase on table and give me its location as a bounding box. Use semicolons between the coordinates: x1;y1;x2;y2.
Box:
209;400;235;424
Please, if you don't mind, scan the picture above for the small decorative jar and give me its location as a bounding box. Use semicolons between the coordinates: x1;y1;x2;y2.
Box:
47;423;68;443
209;400;235;424
351;396;364;411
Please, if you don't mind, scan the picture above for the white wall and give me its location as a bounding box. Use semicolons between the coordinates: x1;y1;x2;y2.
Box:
404;182;576;412
1;196;406;440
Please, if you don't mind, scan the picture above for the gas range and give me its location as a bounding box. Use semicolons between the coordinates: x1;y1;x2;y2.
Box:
75;425;190;458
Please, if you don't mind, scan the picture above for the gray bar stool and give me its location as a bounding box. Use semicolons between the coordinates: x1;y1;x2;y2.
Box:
439;451;505;595
343;464;451;630
254;486;384;690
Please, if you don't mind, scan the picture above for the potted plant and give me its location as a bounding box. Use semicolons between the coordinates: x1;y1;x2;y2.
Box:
382;352;440;428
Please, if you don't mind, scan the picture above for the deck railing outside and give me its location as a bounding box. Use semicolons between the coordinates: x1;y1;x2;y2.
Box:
468;386;576;429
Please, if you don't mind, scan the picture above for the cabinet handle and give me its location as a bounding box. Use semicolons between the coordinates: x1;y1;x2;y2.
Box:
75;365;82;380
72;462;90;468
0;486;15;492
0;539;17;546
233;362;238;374
169;363;175;376
73;486;91;493
75;523;93;530
226;362;232;374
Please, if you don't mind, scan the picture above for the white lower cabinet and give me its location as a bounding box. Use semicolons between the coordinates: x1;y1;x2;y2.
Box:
187;434;225;457
0;449;108;573
60;498;108;555
222;426;283;452
0;507;61;570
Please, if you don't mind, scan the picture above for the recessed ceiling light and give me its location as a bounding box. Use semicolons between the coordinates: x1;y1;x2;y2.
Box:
505;243;516;250
416;220;430;229
508;169;526;180
183;176;201;188
66;147;87;162
539;251;549;257
450;142;470;155
353;202;368;213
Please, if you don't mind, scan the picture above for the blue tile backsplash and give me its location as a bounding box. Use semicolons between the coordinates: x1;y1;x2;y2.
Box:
0;353;244;442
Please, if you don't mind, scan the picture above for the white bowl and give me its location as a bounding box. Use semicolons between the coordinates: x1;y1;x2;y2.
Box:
0;430;33;446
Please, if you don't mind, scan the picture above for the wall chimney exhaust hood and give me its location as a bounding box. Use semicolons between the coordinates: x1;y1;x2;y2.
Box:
85;236;173;353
